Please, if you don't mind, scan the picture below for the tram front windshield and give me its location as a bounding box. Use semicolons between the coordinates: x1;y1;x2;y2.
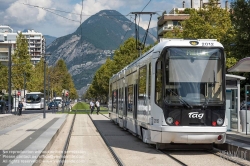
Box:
165;47;224;106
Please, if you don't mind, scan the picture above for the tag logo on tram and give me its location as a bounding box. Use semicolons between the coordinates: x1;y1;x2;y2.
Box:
188;112;204;119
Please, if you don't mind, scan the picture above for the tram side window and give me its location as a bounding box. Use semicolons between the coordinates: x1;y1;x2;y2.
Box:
139;66;147;105
119;88;123;111
128;85;134;112
148;63;151;99
112;90;118;113
155;60;163;106
121;87;124;110
125;86;128;115
109;83;112;100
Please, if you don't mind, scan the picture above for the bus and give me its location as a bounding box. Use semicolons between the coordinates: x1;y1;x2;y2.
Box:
25;92;44;110
109;39;227;149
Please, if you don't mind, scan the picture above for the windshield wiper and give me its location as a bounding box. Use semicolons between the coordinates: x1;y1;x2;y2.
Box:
203;95;212;109
166;89;193;109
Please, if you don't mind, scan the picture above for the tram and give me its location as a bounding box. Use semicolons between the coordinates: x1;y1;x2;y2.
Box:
108;39;227;147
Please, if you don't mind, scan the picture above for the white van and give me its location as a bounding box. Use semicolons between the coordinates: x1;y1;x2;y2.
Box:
53;97;62;108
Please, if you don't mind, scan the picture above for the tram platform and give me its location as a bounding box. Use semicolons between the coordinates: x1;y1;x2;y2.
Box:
0;114;67;166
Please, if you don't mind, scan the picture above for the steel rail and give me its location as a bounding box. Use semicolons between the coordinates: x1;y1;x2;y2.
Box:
88;113;124;166
58;112;76;166
209;147;247;166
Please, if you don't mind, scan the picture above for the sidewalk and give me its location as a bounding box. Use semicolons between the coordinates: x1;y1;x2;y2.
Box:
0;114;67;166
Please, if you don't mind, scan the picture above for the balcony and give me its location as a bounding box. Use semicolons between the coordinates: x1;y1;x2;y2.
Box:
158;26;183;35
0;55;8;61
0;47;8;52
158;14;190;26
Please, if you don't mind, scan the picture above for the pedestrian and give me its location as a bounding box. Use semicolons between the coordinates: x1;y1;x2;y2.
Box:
18;101;23;116
96;100;100;115
90;100;95;114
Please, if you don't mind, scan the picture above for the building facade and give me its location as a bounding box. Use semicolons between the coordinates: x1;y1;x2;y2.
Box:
0;26;16;66
157;8;190;39
0;25;45;65
21;29;45;65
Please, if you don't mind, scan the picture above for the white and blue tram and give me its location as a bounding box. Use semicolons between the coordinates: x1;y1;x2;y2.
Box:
108;39;227;146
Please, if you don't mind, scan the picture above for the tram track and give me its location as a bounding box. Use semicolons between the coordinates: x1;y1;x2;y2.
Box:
99;113;247;165
88;113;124;166
64;113;249;166
159;150;188;166
58;113;76;166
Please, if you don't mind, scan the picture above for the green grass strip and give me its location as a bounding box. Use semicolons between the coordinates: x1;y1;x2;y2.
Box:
56;102;109;114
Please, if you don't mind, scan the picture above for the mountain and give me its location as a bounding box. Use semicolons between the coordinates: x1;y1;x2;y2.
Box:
44;35;57;46
148;27;157;39
46;10;157;95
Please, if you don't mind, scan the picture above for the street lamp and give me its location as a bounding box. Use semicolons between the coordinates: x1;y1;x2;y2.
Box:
23;72;26;101
8;46;11;114
43;54;51;118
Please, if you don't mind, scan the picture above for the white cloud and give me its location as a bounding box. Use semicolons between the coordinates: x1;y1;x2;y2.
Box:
4;0;52;25
137;17;158;30
2;0;215;37
45;0;126;34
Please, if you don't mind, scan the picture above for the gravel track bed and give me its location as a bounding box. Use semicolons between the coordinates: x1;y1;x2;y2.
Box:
0;114;40;130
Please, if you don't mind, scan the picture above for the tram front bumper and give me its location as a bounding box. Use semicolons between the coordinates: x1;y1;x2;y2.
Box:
151;126;227;144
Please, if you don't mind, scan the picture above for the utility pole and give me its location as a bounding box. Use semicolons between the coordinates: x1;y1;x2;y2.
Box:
48;75;50;102
23;72;26;102
43;54;51;118
8;46;12;114
131;12;156;57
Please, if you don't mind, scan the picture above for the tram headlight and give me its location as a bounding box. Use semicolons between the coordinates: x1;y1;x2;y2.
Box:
217;118;223;126
166;117;174;125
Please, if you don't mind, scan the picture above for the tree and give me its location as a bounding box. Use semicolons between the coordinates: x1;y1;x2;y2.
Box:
0;64;8;90
63;73;78;99
12;33;33;90
163;26;183;38
89;58;115;100
49;59;78;99
182;0;231;41
29;59;45;92
230;0;250;97
86;37;153;101
230;0;250;60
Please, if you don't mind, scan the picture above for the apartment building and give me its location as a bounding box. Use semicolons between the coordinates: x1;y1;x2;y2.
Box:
0;26;16;66
21;29;45;65
157;8;190;39
0;25;45;65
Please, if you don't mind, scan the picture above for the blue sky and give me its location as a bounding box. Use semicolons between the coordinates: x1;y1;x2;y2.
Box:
0;0;228;37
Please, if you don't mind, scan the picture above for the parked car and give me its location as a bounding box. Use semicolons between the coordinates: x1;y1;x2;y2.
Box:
240;101;250;110
5;100;12;110
0;100;7;114
48;101;58;110
65;101;70;106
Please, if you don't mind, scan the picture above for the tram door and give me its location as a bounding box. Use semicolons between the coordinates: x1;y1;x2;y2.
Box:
134;83;138;120
226;89;238;131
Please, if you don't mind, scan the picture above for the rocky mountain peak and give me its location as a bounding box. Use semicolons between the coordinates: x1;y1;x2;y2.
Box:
46;10;156;95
